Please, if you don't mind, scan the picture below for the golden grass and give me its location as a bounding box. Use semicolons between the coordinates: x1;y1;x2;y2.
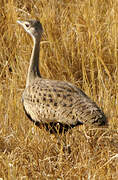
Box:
0;0;118;179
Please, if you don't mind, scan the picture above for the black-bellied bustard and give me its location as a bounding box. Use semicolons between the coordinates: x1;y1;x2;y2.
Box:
17;20;107;152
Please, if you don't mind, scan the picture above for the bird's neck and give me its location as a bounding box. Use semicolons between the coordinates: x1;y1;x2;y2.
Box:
26;38;41;88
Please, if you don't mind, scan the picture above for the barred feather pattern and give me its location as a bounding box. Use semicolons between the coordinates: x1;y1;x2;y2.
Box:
22;78;106;131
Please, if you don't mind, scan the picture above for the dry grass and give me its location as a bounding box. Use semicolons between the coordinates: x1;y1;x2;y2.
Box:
0;0;118;179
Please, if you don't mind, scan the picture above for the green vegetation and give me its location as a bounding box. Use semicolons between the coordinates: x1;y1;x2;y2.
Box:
0;0;118;179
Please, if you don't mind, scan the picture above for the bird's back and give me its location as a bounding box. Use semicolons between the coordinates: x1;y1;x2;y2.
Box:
22;78;106;130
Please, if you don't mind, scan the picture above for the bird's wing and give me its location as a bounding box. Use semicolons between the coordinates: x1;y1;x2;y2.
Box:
22;78;106;126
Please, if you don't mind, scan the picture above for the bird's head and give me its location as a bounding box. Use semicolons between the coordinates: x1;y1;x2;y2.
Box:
17;20;43;40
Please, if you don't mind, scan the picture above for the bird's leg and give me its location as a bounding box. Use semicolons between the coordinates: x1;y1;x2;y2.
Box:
55;134;71;155
62;134;71;154
55;123;71;154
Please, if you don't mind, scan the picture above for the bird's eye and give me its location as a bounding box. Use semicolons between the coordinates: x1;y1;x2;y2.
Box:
25;24;29;27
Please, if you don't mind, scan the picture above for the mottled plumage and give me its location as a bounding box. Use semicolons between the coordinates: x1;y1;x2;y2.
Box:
17;20;107;134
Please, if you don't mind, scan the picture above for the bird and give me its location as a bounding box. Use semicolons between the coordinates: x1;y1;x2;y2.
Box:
17;20;107;136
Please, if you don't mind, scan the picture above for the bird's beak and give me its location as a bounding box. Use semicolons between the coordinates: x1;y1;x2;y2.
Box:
17;20;24;26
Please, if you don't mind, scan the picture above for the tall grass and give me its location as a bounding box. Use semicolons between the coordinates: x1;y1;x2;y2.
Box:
0;0;118;179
